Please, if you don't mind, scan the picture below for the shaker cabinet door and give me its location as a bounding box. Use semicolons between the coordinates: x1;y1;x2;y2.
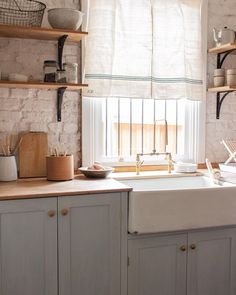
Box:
0;198;57;295
58;193;121;295
128;234;187;295
187;228;236;295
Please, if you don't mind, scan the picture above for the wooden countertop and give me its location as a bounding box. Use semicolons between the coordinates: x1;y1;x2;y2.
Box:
0;176;132;200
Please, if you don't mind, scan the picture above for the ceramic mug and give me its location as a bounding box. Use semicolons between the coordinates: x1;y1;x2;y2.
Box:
0;156;18;181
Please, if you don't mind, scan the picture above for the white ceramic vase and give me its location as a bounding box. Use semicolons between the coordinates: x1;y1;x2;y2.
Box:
0;156;18;181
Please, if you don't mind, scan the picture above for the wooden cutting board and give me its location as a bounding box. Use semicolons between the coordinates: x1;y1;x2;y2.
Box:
19;132;48;178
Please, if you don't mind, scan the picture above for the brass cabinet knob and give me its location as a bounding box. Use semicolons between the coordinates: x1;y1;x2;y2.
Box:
48;210;56;218
180;245;187;252
190;244;196;250
61;208;69;216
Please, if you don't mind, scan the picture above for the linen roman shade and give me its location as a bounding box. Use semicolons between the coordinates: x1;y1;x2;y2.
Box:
83;0;204;101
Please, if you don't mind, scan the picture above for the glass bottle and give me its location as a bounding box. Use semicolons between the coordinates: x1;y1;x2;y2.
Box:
43;60;57;82
63;62;78;84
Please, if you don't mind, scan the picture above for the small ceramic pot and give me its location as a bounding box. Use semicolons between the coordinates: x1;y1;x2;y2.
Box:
226;73;236;86
214;68;225;77
213;76;225;87
227;69;236;75
0;155;18;181
46;155;74;181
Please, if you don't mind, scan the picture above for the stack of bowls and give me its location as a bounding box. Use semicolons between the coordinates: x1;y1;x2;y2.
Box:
213;69;225;87
226;69;236;86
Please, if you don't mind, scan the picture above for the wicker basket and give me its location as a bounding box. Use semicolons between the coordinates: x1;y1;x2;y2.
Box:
0;0;46;27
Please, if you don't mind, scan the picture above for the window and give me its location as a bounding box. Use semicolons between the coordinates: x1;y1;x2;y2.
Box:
82;97;205;166
82;0;208;167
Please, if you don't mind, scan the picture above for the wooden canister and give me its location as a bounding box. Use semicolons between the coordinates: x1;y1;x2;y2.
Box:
46;155;74;181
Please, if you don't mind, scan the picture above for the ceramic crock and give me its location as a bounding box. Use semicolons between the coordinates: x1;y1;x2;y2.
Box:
0;155;18;181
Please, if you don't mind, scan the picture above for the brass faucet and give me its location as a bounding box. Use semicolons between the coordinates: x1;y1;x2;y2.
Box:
165;153;175;174
136;154;144;175
135;152;175;175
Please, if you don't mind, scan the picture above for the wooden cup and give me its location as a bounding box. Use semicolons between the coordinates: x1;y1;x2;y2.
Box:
46;155;74;181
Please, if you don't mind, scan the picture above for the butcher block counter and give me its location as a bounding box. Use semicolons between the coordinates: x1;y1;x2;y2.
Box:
0;176;132;200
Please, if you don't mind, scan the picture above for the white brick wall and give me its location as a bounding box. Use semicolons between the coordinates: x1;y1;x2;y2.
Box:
0;0;235;166
0;0;82;166
206;0;236;162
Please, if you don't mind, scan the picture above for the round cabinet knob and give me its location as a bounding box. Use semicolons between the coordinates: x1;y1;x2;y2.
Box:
180;245;187;252
190;244;196;250
61;208;69;216
48;210;56;218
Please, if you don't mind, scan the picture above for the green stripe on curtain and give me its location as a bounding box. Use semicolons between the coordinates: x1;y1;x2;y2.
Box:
85;74;203;85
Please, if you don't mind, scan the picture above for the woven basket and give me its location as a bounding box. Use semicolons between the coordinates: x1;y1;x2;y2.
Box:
0;0;46;27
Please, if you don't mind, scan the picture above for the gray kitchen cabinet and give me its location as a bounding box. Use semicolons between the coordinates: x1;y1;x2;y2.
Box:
58;193;125;295
0;198;57;295
128;234;187;295
187;228;236;295
128;227;236;295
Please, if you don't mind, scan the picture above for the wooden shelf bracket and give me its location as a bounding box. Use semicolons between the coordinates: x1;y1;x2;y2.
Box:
57;87;67;122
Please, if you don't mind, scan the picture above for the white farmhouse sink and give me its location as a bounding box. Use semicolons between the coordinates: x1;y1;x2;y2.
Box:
120;176;232;191
119;176;236;234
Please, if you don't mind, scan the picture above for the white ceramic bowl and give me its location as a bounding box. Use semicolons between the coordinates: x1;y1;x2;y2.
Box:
48;8;84;30
174;163;197;173
79;167;113;178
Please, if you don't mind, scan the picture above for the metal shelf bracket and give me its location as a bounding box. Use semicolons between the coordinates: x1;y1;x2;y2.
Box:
216;91;233;119
214;49;236;119
57;87;67;122
58;35;68;70
217;49;236;68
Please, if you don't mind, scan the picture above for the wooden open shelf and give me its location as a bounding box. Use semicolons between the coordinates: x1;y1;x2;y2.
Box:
208;86;236;92
208;43;236;54
0;24;89;121
0;24;88;42
0;80;88;90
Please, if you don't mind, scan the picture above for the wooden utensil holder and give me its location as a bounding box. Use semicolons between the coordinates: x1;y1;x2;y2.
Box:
46;155;74;181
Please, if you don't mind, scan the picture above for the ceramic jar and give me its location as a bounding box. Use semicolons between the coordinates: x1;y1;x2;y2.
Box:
43;60;57;82
213;68;225;87
226;69;236;86
0;156;18;181
63;63;78;84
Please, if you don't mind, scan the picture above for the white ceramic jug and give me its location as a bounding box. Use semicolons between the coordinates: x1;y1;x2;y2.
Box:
0;156;18;181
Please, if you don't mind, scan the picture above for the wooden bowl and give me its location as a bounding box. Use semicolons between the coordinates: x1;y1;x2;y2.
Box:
79;167;113;178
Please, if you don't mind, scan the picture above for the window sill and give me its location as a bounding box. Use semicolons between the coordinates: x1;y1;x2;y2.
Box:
112;163;218;173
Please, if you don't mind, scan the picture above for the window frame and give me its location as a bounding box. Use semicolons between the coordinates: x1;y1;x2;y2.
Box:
81;0;208;167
